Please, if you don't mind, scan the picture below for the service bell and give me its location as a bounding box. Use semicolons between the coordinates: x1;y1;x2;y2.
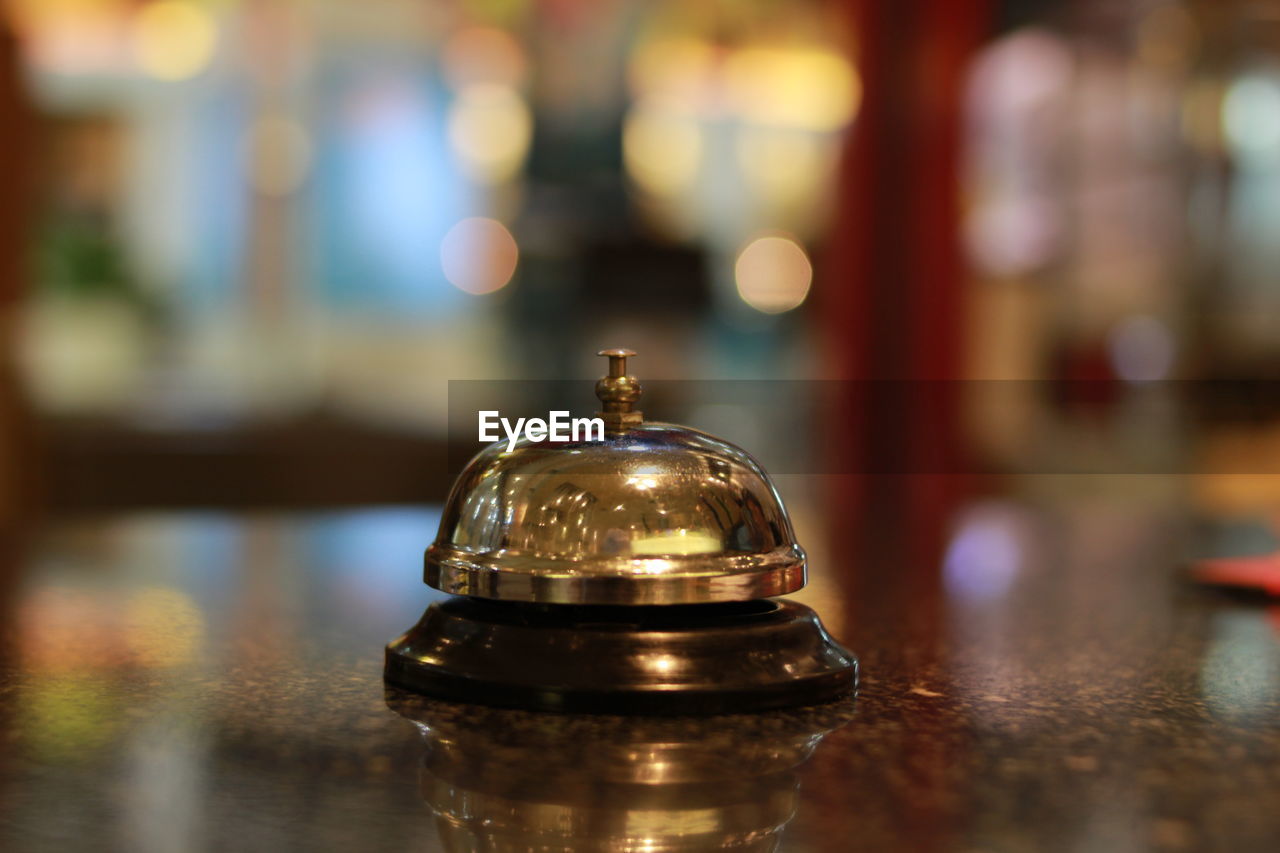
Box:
385;349;857;713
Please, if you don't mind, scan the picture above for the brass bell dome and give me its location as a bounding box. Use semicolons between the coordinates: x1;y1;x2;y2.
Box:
428;350;805;605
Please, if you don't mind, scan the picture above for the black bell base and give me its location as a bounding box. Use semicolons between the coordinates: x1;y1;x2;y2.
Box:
384;596;857;715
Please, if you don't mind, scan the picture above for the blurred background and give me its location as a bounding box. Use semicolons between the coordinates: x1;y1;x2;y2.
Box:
7;5;1280;849
1;0;1279;518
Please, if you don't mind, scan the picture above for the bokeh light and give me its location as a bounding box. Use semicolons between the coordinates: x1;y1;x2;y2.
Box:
1223;74;1280;157
440;218;519;295
623;100;703;196
132;1;217;81
624;37;856;238
6;0;127;74
725;48;860;132
447;84;533;183
734;235;812;314
962;28;1072;277
1109;315;1175;382
736;127;830;208
627;37;716;111
943;505;1024;603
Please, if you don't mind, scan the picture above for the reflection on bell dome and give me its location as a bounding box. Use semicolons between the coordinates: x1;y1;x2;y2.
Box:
428;423;807;605
631;529;721;556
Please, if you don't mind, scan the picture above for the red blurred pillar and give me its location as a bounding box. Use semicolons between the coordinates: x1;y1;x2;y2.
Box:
0;21;36;532
821;0;991;570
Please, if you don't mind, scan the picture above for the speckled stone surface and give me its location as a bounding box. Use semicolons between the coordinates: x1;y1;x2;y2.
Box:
0;506;1277;851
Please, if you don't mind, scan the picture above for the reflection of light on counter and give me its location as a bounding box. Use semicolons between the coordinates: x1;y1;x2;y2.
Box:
632;530;721;556
123;587;206;668
447;84;532;183
944;507;1023;602
623;100;703;196
440;218;518;294
19;676;121;762
1108;315;1174;382
19;585;205;671
308;508;447;624
21;587;119;671
1223;74;1280;157
734;235;812;314
1200;611;1280;720
725;48;860;131
243;116;312;197
132;1;217;81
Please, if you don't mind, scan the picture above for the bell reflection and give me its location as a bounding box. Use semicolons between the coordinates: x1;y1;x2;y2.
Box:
386;690;854;851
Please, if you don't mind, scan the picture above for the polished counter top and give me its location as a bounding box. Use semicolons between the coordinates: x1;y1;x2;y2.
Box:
0;502;1277;851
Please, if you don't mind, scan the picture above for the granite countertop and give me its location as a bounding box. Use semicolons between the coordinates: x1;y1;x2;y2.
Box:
0;503;1277;851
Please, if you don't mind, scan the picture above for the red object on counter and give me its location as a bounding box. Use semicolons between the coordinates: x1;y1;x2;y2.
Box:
1191;554;1280;597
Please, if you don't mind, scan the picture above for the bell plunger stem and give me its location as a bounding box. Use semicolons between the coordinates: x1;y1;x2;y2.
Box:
595;348;643;426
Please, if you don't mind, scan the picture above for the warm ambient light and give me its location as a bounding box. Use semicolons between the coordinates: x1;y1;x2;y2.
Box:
627;37;716;110
622;37;856;237
736;127;830;208
725;47;860;132
132;1;217;81
734;235;813;314
7;0;125;74
622;99;703;196
447;84;532;183
440;218;519;294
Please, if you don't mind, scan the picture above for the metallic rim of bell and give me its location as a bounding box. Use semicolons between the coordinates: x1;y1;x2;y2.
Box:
425;542;807;605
